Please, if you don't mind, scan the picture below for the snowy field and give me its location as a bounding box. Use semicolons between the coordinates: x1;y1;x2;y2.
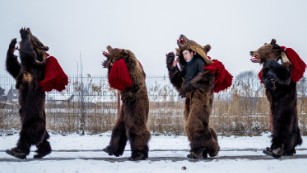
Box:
0;132;307;173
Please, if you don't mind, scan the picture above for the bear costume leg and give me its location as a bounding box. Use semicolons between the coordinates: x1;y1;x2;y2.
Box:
8;86;51;160
34;132;52;159
184;92;219;159
207;127;219;157
103;108;127;157
264;95;303;158
5;129;31;159
127;125;150;161
7;120;52;159
122;101;150;161
103;102;150;161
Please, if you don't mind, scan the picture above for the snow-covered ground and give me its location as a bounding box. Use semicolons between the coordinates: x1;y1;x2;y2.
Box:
0;132;307;173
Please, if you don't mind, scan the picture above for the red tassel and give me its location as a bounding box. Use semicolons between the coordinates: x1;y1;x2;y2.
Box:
258;70;263;83
108;59;132;91
204;59;233;93
40;56;68;92
281;46;306;82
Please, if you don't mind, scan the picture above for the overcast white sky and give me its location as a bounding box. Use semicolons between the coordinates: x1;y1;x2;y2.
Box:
0;0;306;77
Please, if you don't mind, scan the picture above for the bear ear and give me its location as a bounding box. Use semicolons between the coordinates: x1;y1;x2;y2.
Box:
271;39;276;45
121;49;129;57
106;45;113;54
204;44;211;53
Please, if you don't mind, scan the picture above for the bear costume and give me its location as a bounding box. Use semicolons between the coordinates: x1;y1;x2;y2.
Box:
5;28;52;159
166;35;232;159
102;46;151;161
250;39;305;158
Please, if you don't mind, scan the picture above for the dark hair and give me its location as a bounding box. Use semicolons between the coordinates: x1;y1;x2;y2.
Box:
181;49;194;54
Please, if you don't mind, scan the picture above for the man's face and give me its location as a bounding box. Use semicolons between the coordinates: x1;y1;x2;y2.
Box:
182;50;194;62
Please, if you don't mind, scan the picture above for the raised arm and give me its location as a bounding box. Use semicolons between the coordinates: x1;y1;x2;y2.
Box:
6;38;21;79
18;28;37;66
166;52;183;92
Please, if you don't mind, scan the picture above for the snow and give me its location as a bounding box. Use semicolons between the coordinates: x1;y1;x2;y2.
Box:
0;132;307;173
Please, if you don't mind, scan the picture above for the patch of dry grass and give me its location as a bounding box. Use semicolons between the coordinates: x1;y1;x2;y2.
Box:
1;75;306;136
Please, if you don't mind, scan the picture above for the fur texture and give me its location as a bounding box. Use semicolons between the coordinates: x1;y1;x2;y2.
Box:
5;28;51;159
166;51;220;159
176;35;212;65
250;39;303;157
102;46;150;160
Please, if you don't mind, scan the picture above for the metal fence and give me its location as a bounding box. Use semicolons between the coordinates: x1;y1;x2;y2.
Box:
0;74;306;135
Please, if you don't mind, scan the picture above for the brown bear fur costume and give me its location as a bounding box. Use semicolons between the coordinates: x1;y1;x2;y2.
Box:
166;35;219;159
5;28;51;159
102;46;151;161
250;39;303;158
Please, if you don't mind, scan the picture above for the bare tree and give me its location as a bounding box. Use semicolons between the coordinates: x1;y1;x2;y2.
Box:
229;71;264;115
74;54;86;135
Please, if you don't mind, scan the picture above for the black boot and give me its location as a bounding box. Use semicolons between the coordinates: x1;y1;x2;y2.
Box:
283;148;296;156
203;149;208;159
33;149;51;159
128;152;147;161
103;146;122;157
5;147;27;159
187;147;205;159
103;146;114;155
263;147;282;158
34;140;52;159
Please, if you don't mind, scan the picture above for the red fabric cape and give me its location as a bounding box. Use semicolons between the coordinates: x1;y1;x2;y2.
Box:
108;59;132;91
40;55;68;92
204;59;233;93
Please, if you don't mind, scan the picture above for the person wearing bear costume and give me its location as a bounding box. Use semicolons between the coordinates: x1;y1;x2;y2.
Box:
166;35;232;159
250;39;305;158
102;46;151;161
5;28;68;159
5;28;52;159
